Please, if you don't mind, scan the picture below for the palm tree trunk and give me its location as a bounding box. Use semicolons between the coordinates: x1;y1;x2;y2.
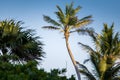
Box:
65;33;81;80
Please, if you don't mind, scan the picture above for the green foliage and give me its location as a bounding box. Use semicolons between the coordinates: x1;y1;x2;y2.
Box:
0;59;75;80
42;2;92;35
0;19;45;62
78;23;120;80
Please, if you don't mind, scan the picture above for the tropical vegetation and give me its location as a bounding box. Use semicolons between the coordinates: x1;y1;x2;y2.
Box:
77;23;120;80
0;19;75;80
0;19;44;62
0;58;75;80
0;2;120;80
42;2;92;80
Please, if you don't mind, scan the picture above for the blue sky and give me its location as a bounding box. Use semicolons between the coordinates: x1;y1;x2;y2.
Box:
1;0;120;78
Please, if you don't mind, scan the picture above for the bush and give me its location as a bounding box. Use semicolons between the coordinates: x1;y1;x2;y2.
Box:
0;60;75;80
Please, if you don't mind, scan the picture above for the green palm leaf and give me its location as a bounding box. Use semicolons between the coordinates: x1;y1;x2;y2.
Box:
73;6;81;15
75;19;93;28
76;61;96;80
78;42;96;55
79;15;92;21
56;5;64;16
42;26;60;30
103;63;120;80
43;15;61;26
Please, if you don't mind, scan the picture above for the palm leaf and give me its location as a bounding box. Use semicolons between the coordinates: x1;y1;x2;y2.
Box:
83;59;90;64
78;42;101;76
42;26;60;30
68;2;74;15
56;5;64;16
112;32;120;56
56;5;65;25
103;63;120;80
76;28;97;41
79;15;92;21
112;63;120;76
70;27;97;42
76;62;96;80
65;4;69;15
43;15;61;26
75;19;93;28
78;42;96;55
55;11;65;26
74;6;81;15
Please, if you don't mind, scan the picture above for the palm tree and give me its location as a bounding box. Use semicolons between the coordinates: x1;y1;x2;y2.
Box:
42;2;92;80
0;19;44;62
77;23;120;80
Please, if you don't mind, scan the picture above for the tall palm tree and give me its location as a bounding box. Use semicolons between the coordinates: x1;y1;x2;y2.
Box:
0;19;44;62
77;23;120;80
42;3;92;80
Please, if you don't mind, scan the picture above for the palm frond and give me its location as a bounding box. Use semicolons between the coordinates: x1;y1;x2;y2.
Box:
76;62;96;80
83;59;90;64
77;28;97;41
78;42;96;55
78;42;100;62
65;4;69;15
43;15;61;26
112;32;120;56
75;19;93;28
70;27;97;42
74;6;81;14
79;15;92;21
56;5;64;15
55;12;65;26
112;63;120;76
56;5;65;25
71;6;81;16
78;42;101;76
113;32;119;44
65;2;79;16
42;26;60;30
104;63;120;80
68;2;74;15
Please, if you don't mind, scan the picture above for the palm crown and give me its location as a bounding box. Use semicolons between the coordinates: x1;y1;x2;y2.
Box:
43;2;92;36
0;19;44;62
77;23;120;80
